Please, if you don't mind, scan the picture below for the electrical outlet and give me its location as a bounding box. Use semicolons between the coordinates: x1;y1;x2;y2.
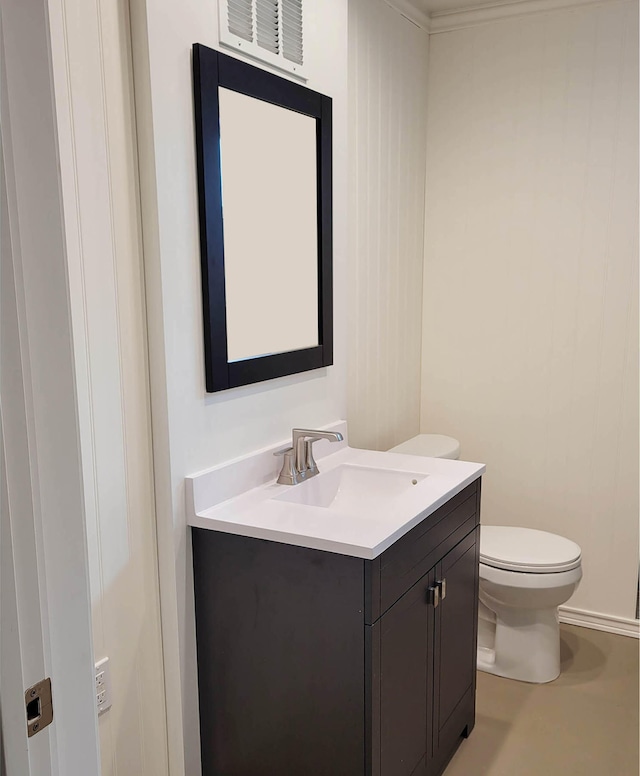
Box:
95;657;112;714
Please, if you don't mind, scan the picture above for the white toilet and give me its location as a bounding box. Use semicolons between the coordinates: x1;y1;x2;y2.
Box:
388;435;583;685
478;526;582;683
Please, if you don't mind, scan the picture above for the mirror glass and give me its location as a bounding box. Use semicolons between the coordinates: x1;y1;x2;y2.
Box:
218;88;319;362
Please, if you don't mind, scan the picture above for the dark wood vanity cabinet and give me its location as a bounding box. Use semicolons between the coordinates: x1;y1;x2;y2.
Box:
192;479;481;776
375;527;479;776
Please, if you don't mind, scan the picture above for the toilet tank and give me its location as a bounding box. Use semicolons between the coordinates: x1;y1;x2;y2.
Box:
388;434;460;460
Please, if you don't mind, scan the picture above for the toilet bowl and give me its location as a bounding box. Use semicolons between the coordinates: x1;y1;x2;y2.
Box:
478;526;582;684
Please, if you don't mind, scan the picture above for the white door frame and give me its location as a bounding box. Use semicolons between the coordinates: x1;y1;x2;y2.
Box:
0;0;101;773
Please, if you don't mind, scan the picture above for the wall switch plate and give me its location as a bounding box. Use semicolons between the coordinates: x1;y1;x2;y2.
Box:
95;657;112;714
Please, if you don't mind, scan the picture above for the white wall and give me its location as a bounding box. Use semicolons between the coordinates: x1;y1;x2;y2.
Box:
422;0;639;620
45;0;171;772
129;3;349;773
348;0;429;451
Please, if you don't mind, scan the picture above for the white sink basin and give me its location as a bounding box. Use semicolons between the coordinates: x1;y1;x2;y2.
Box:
274;464;428;515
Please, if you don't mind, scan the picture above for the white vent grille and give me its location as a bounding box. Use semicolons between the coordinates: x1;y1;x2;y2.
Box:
219;0;305;77
256;0;279;54
227;0;253;41
281;0;303;65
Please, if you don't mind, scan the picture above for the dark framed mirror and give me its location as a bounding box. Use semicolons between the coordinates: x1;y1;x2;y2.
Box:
192;44;333;393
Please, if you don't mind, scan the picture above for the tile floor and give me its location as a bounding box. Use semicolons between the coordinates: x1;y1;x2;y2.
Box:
446;624;639;776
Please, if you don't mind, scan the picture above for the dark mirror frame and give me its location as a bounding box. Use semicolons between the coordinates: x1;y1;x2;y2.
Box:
192;44;333;393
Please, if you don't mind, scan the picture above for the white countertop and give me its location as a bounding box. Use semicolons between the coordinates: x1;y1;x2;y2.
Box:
187;445;485;560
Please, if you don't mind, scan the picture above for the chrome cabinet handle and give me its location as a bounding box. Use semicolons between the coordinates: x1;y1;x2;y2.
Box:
437;579;447;601
427;585;440;608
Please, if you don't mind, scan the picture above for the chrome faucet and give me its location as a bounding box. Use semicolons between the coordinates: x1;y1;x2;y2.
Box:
274;428;344;485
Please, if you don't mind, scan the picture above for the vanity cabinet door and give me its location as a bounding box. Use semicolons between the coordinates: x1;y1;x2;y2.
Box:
378;568;436;776
431;528;480;773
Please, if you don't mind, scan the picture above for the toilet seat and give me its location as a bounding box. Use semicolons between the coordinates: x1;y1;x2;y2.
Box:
480;526;582;574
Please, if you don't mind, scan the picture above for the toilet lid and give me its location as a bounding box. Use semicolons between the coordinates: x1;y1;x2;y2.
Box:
388;434;460;460
480;526;582;573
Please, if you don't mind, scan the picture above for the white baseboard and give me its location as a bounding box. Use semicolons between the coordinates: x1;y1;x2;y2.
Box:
559;606;639;639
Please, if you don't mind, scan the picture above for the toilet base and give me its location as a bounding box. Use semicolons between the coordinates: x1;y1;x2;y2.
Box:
477;605;561;684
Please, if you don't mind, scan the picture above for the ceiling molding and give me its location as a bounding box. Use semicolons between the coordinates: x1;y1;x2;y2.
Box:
429;0;628;33
384;0;432;31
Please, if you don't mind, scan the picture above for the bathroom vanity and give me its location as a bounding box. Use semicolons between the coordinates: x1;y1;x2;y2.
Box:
188;440;483;776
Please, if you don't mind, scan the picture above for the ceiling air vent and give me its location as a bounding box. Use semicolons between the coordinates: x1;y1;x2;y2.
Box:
219;0;305;78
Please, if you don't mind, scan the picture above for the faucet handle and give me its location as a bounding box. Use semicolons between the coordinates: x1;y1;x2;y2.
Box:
274;447;299;486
